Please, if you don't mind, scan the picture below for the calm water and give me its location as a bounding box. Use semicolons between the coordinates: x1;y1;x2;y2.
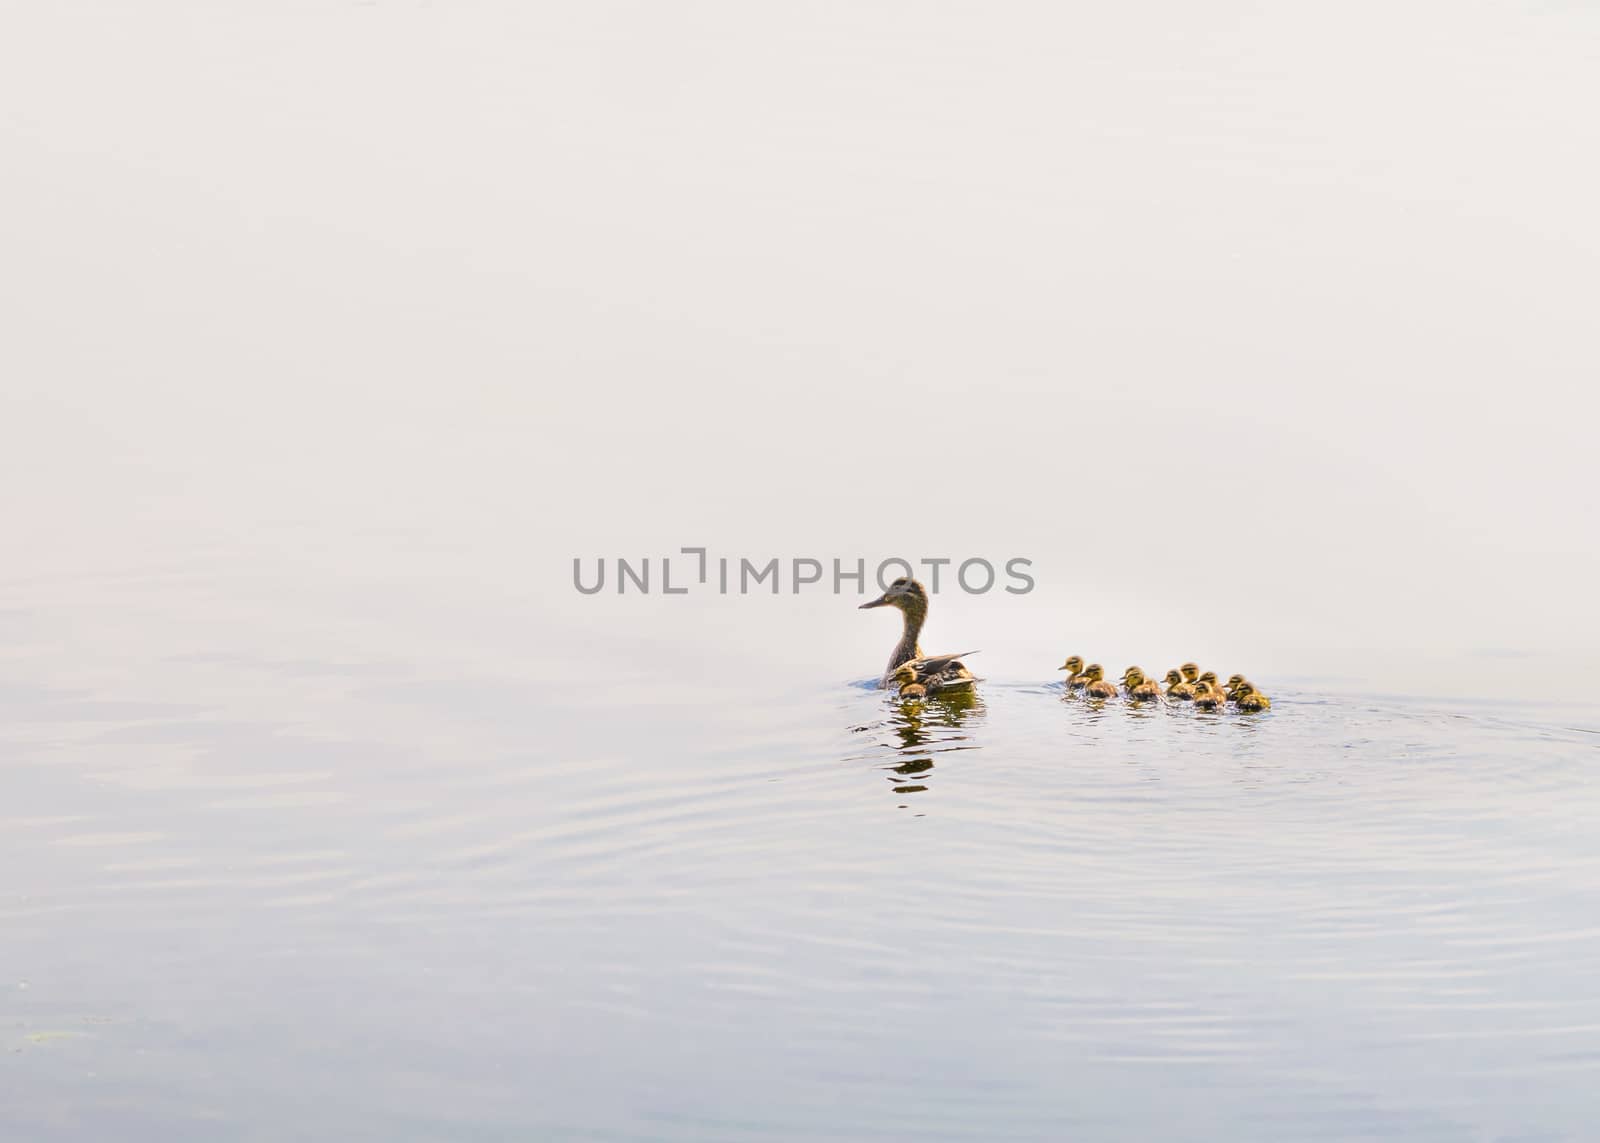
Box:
4;569;1599;1142
8;0;1600;1134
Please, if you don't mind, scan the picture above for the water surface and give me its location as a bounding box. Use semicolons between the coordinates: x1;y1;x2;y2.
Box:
5;589;1598;1140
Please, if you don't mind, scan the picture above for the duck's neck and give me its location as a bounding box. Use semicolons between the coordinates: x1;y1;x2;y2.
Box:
885;602;926;677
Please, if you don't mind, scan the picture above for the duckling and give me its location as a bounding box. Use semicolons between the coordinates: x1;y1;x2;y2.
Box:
1193;681;1227;710
1179;662;1201;684
1233;682;1272;712
1121;666;1162;701
1078;663;1118;699
1057;655;1086;688
1195;671;1220;692
1163;669;1197;700
898;682;928;701
1225;674;1246;695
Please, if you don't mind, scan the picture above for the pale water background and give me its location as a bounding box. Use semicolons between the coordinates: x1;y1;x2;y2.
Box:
6;1;1600;1138
4;541;1600;1140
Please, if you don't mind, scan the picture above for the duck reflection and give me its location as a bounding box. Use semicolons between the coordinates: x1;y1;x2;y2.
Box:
889;755;933;794
877;689;983;799
889;687;977;747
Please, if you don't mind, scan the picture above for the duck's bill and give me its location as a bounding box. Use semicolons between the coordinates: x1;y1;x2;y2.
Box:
858;594;891;609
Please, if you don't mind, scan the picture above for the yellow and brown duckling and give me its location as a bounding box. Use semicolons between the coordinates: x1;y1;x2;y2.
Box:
861;577;977;693
1232;681;1271;712
1163;669;1197;700
1179;662;1201;684
1225;674;1246;696
1057;655;1086;689
1077;664;1119;699
1193;680;1227;710
1121;666;1162;701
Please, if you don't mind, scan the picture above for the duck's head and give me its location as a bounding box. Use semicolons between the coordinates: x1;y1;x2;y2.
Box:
1180;662;1200;682
1057;655;1084;674
899;682;928;700
1197;671;1218;686
1164;669;1184;686
1225;674;1246;690
1122;666;1147;686
1234;681;1258;698
1079;663;1105;682
860;577;928;614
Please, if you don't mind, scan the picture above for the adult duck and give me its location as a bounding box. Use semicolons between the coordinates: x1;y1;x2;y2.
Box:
860;577;977;693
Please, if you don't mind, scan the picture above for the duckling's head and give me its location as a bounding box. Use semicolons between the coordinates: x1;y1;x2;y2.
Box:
1233;681;1257;697
1057;655;1084;674
899;682;928;700
890;663;920;688
1197;671;1218;686
1122;666;1146;686
1079;663;1105;682
859;576;928;615
1180;662;1200;682
1225;674;1246;690
1164;669;1184;686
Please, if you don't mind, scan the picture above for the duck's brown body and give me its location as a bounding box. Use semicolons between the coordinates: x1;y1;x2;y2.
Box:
890;650;980;696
